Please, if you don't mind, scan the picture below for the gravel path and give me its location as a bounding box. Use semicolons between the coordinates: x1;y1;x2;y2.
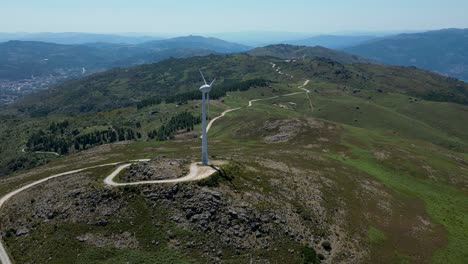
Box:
104;162;217;186
0;160;150;264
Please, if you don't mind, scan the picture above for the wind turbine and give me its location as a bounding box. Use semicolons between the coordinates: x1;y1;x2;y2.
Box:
199;70;215;166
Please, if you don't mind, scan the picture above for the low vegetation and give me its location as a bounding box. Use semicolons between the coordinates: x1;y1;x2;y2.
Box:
147;111;201;140
197;163;238;187
26;120;138;154
165;78;271;104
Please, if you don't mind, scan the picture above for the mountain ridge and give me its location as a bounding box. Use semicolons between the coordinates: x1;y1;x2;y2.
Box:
344;28;468;81
247;44;370;64
0;32;163;45
0;36;250;81
282;35;378;49
140;35;251;53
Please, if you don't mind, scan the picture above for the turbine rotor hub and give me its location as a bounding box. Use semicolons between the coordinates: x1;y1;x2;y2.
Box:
200;84;211;93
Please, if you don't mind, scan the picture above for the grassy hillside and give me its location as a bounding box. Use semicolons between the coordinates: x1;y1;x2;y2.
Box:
13;51;467;117
0;52;467;263
11;54;276;115
281;59;468;106
2;51;466;174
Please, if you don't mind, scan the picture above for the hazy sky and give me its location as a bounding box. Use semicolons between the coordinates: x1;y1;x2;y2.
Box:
2;0;468;34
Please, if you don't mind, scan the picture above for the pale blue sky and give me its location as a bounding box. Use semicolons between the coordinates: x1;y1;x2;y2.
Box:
2;0;467;33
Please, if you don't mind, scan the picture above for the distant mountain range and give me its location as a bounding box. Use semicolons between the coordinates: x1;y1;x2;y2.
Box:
0;32;163;45
344;28;468;81
140;36;251;53
0;41;138;80
2;29;468;85
0;31;422;49
282;35;377;49
207;31;404;47
0;36;250;81
248;44;369;64
208;31;313;46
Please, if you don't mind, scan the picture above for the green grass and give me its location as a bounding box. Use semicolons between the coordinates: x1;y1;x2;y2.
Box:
311;93;467;152
76;248;192;264
368;226;386;244
371;93;468;143
331;141;468;263
209;86;467;263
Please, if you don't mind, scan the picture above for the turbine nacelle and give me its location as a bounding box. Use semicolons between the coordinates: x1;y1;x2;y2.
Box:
199;69;215;93
199;84;212;93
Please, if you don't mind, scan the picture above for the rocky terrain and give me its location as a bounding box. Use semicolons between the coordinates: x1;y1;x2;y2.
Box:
121;158;189;182
0;157;367;263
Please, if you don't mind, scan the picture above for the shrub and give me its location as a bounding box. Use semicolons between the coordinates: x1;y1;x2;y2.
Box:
302;246;320;264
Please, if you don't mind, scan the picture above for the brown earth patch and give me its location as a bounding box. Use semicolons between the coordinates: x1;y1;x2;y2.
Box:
121;158;189;182
76;231;139;249
262;118;303;143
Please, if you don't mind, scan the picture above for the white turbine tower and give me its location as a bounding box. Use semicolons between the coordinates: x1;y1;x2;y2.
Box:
199;70;215;166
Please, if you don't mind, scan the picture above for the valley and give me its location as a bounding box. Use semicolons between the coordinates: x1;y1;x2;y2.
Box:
0;36;251;105
0;76;72;104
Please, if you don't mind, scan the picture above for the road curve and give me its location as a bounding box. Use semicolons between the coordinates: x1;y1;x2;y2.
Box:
205;83;308;134
297;80;313;110
21;147;60;156
200;61;309;136
298;79;310;91
248;86;307;107
0;159;150;264
206;107;241;133
204;70;310;136
0;158;217;264
104;162;217;186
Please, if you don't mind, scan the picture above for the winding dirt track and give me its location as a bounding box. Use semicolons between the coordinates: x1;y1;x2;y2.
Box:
0;160;147;264
0;62;310;264
21;147;60;156
0;159;216;264
206;107;241;133
104;162;217;186
298;80;313;110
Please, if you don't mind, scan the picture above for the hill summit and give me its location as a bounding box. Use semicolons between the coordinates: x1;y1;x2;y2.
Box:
248;44;369;64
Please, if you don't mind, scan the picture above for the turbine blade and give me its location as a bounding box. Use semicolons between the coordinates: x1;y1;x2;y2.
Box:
210;78;216;86
199;69;207;85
